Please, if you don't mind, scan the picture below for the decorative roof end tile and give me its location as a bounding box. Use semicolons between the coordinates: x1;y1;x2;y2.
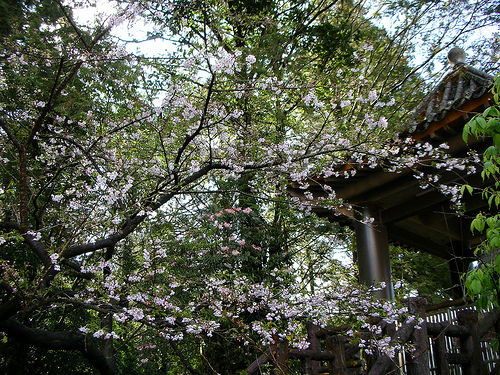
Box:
447;47;467;67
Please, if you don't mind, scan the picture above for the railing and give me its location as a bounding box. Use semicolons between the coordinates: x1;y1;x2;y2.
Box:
426;304;500;374
245;298;500;375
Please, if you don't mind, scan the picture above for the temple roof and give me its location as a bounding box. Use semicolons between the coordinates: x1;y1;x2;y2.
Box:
404;59;494;137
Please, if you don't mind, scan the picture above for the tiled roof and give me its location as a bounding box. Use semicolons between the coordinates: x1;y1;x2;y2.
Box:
404;53;494;136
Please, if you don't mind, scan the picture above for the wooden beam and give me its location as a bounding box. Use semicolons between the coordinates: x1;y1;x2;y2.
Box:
385;224;453;259
412;93;493;141
381;189;450;225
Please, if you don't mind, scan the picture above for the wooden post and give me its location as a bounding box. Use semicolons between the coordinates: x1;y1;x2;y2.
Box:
271;337;289;375
432;333;449;375
384;321;400;375
245;348;273;375
457;309;482;375
327;335;347;374
365;335;380;372
277;340;290;375
303;322;321;374
367;318;416;375
364;317;385;372
406;298;430;375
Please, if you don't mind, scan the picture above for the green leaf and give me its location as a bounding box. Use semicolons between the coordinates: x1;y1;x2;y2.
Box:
490;235;500;249
486;216;497;228
484;146;498;160
460;184;473;196
491;339;500;353
469;118;478;136
470;279;482;294
493;133;500;147
477;268;484;280
495;258;500;273
471;217;485;233
462;126;470;143
476;116;487;132
491;106;500;117
484;106;500;118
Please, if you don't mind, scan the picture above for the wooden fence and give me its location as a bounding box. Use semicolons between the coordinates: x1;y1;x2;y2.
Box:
245;299;500;375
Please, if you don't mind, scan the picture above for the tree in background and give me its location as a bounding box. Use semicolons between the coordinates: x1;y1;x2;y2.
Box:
390;246;453;305
0;0;497;373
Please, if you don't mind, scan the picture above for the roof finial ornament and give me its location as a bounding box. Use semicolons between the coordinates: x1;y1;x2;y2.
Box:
448;47;467;67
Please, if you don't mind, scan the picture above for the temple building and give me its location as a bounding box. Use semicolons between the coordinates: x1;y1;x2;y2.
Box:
288;47;496;300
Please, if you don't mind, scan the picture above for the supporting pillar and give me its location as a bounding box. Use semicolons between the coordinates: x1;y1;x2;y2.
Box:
354;205;394;300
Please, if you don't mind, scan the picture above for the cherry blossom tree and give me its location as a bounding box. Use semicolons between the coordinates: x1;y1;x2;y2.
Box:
0;0;496;373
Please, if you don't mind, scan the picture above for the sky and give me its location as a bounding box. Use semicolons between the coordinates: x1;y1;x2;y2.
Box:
72;0;174;57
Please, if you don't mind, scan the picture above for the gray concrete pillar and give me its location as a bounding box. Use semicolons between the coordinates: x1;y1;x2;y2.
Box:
354;205;394;300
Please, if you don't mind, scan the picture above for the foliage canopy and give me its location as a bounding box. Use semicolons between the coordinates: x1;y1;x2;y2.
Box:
0;0;497;373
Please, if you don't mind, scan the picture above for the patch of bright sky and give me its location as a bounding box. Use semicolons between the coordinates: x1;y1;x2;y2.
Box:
366;0;498;80
72;0;497;84
70;0;175;57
